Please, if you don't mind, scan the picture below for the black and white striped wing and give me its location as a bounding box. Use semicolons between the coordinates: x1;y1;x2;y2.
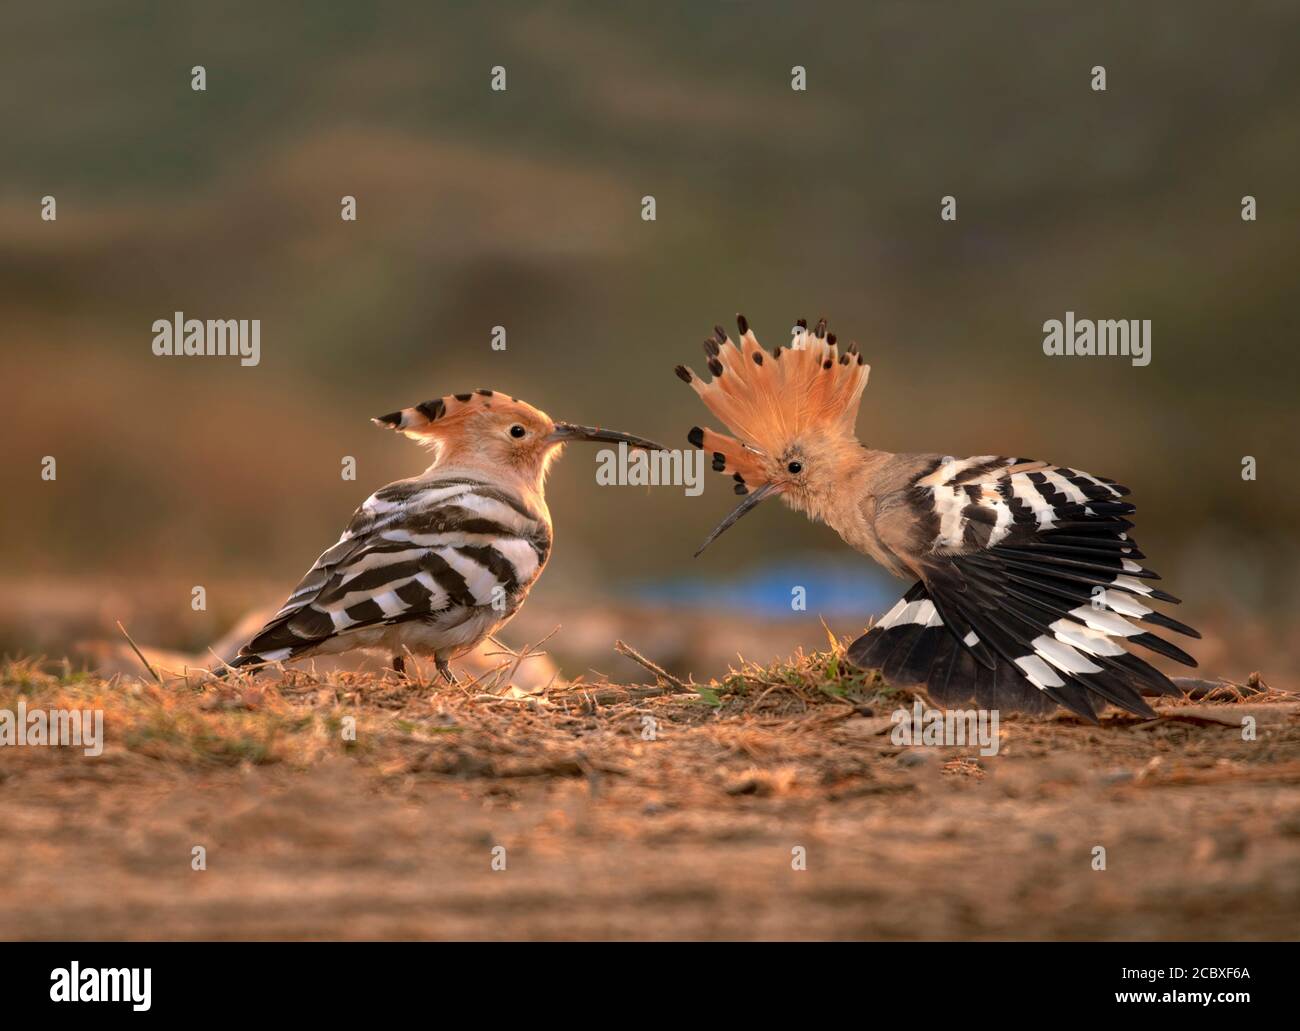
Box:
232;477;550;665
847;456;1199;720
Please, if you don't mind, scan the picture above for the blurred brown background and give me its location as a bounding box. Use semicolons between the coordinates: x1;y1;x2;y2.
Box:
2;1;1297;684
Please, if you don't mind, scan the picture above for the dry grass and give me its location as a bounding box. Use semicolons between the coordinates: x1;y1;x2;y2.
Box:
0;632;904;778
2;647;1298;940
0;630;1290;777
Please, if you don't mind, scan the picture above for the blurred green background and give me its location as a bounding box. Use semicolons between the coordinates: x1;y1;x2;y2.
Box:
2;1;1297;677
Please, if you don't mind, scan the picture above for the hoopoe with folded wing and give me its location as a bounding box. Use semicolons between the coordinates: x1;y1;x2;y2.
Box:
224;390;661;683
675;315;1199;721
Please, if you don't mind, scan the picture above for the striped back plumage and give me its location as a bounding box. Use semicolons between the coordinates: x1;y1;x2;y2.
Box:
231;474;551;668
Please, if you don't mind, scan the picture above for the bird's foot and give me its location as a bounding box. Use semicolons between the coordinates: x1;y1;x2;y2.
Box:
435;658;459;686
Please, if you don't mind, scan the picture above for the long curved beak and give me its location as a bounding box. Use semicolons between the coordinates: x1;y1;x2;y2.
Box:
546;421;664;451
694;482;782;558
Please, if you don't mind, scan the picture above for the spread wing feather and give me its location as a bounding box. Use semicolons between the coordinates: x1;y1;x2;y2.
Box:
848;455;1198;721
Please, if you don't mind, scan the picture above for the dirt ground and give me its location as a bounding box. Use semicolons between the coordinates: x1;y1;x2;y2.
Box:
1;655;1298;941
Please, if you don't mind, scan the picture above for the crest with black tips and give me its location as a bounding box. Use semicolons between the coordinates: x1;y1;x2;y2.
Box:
673;313;871;474
371;390;536;441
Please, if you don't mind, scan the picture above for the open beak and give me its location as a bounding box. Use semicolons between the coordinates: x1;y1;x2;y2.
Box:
693;482;782;558
545;421;664;451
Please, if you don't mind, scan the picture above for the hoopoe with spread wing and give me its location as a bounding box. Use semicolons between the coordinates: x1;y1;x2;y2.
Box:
676;315;1199;721
223;390;661;683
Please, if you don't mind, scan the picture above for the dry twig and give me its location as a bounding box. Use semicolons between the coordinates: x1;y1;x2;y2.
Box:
115;621;162;685
613;639;688;691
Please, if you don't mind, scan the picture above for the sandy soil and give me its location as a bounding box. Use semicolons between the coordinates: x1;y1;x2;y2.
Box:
1;660;1297;941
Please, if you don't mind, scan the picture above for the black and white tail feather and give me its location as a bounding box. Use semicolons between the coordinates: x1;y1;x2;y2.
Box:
847;455;1199;721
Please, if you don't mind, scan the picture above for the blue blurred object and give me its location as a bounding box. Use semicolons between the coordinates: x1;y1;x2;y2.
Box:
628;556;898;620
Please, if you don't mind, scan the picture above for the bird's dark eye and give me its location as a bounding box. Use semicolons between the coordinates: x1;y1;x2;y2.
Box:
510;424;527;438
787;461;803;474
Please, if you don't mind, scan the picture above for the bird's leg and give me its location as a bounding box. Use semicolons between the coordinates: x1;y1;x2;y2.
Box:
391;654;406;676
435;656;459;686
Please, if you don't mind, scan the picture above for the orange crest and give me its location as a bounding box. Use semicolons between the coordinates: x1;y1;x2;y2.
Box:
372;389;549;443
675;315;870;471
